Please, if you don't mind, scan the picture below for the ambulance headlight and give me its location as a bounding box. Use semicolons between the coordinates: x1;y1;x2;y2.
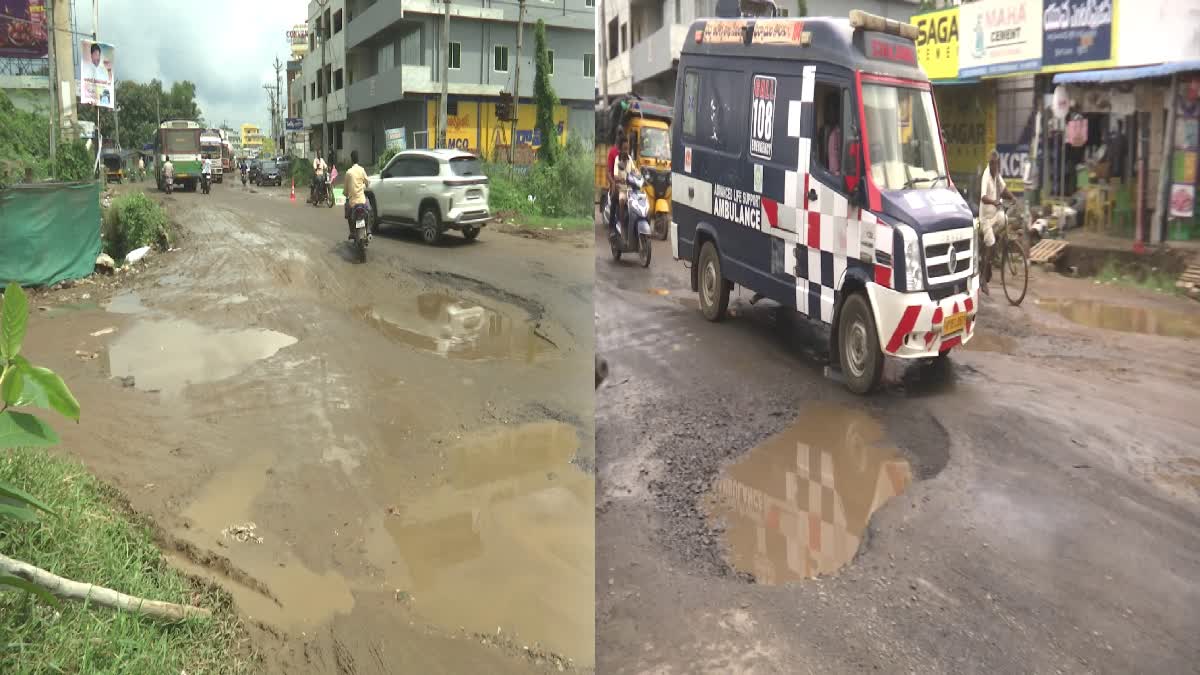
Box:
905;237;923;291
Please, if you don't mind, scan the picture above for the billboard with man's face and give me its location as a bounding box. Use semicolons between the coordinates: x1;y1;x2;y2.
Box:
0;0;48;58
80;40;116;109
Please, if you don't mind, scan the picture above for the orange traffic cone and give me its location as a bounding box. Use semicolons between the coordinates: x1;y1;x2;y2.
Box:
290;179;296;202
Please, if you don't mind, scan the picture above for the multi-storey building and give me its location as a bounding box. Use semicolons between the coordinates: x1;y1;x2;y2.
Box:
303;0;596;164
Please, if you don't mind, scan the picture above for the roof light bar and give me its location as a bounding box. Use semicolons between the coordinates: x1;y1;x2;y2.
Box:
849;9;919;42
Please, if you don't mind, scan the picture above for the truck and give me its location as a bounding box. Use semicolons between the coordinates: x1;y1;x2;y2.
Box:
201;129;224;183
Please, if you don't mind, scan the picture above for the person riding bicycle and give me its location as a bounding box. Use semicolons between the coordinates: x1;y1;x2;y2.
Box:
343;150;370;239
979;149;1014;295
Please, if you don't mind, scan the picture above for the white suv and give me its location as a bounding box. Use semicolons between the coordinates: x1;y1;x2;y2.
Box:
366;149;491;244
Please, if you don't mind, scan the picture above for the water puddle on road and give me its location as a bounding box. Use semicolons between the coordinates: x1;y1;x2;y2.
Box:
705;404;912;584
108;319;296;396
1035;298;1200;339
359;293;555;362
177;452;355;628
106;291;148;314
963;332;1017;354
378;421;595;667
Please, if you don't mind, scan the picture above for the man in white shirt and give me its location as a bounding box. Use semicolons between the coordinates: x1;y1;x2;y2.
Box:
311;155;327;202
83;43;110;100
979;150;1014;294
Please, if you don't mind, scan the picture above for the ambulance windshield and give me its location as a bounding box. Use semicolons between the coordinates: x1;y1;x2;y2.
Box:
861;84;947;191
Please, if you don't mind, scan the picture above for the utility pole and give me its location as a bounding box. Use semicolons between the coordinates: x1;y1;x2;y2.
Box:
273;56;283;153
598;0;608;104
316;0;329;162
263;84;278;152
46;0;59;166
438;0;451;149
509;0;525;162
93;0;99;148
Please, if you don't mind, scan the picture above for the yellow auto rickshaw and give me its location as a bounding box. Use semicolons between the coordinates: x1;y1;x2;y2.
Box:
102;153;124;184
595;97;673;239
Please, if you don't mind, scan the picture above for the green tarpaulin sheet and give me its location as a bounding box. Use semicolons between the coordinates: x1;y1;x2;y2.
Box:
0;182;101;287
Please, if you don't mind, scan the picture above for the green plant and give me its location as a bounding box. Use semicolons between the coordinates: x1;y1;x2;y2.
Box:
1;281;80;604
373;148;399;174
53;140;94;182
102;192;171;259
533;20;560;165
484;137;592;219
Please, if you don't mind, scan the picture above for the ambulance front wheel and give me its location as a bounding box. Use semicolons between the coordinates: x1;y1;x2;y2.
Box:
698;241;730;322
838;293;883;395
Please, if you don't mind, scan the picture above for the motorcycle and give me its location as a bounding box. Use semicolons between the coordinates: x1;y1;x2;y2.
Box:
241;168;248;187
312;175;334;208
201;172;211;195
350;202;370;262
605;170;653;267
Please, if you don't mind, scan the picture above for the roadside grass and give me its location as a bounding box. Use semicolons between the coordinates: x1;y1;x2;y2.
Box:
1095;257;1184;296
0;447;253;674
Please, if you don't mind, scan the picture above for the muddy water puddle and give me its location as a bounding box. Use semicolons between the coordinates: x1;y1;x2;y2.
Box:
372;421;594;667
108;319;296;396
106;291;149;314
706;404;912;583
176;452;355;628
1036;298;1200;339
963;332;1017;354
360;292;555;362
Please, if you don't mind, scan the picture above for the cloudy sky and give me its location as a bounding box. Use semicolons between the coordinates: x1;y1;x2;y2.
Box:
76;0;306;130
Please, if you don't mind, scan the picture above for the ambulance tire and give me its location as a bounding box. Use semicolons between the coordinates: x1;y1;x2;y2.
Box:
698;241;730;322
838;292;883;395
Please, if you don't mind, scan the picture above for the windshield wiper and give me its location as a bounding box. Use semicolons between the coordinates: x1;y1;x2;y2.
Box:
903;174;949;189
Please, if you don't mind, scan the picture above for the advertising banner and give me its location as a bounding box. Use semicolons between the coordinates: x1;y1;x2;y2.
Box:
959;0;1042;78
0;0;47;58
911;7;959;81
1042;0;1115;71
1170;77;1199;219
285;117;304;132
935;87;996;180
79;40;116;109
384;127;407;150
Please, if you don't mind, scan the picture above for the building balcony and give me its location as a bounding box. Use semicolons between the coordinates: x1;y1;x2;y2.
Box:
347;65;505;113
346;1;503;50
605;52;632;98
630;23;688;85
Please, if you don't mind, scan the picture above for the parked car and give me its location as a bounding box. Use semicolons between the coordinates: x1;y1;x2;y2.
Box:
365;149;491;244
256;160;282;187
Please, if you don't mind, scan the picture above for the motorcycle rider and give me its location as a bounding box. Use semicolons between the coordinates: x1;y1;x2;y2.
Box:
343;150;369;239
201;156;213;192
312;154;328;203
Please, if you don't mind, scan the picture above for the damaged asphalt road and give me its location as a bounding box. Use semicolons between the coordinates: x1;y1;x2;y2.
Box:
595;230;1200;674
29;184;595;674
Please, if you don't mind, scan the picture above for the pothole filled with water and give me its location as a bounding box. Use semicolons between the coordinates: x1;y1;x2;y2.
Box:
377;421;594;667
1035;298;1200;339
706;404;912;584
359;292;555;362
108;319;297;396
105;291;148;314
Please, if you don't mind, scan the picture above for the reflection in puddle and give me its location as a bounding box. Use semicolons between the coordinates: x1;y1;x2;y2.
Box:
108;319;296;396
962;332;1016;354
1036;298;1200;339
360;293;554;362
178;452;355;628
707;404;911;583
381;422;594;667
105;291;147;314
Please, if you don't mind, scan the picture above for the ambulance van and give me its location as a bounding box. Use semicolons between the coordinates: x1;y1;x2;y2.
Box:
670;10;979;394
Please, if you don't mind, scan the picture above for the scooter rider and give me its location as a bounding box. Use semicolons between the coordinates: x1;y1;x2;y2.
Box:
201;156;213;191
606;133;626;235
343;150;370;239
613;138;634;236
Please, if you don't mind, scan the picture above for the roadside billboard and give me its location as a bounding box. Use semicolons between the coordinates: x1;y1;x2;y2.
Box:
1041;0;1116;72
0;0;48;58
384;127;407;150
285;117;304;132
911;7;959;81
959;0;1042;78
79;40;116;109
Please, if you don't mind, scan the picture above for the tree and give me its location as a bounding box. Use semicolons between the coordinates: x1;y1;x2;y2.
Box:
75;79;204;150
532;20;560;164
261;137;276;156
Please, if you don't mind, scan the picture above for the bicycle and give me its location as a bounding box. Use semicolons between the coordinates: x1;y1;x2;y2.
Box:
983;200;1029;306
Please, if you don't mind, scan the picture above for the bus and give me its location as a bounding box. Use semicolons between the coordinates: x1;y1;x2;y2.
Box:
154;120;203;192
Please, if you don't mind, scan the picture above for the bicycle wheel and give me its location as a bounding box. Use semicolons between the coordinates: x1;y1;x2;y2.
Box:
1001;237;1028;306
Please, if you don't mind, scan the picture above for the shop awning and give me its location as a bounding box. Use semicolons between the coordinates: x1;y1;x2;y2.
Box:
1052;60;1200;84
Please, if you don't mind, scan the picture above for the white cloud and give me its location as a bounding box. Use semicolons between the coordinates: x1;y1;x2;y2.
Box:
77;0;305;131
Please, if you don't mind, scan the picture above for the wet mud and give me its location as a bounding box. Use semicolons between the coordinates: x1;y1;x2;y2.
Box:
706;404;912;583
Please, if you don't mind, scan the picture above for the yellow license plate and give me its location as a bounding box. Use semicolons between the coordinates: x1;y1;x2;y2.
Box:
943;312;967;335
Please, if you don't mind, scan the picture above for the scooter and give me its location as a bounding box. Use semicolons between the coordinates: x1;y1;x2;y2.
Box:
349;202;370;262
201;173;211;195
606;170;653;268
241;168;248;187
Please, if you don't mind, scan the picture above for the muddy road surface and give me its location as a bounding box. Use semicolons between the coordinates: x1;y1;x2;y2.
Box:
30;182;595;673
595;228;1200;673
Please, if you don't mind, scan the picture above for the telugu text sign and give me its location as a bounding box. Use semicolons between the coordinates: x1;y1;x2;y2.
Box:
911;7;959;80
1042;0;1115;70
959;0;1042;78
